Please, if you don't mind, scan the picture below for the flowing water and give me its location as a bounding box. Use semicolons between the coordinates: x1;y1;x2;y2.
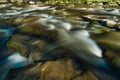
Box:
0;2;120;80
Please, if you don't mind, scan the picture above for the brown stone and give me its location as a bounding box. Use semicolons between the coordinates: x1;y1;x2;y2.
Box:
5;58;98;80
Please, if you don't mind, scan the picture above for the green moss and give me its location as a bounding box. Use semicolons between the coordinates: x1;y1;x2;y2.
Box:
8;41;17;49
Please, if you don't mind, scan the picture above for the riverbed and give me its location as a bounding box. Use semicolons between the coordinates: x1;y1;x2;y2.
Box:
0;2;120;80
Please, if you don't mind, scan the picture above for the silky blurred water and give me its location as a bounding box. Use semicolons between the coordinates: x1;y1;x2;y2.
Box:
0;3;120;80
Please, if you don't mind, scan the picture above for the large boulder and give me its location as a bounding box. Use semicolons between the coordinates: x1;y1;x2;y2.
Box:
5;58;98;80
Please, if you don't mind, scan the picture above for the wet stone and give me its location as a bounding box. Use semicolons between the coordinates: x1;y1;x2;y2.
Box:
0;18;17;28
91;31;120;65
5;58;98;80
1;2;120;80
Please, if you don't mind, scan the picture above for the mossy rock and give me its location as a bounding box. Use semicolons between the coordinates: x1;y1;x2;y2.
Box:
8;34;48;60
19;18;58;42
91;31;120;61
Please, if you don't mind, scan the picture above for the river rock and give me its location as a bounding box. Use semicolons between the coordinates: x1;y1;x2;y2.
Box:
0;18;16;28
2;2;120;80
91;31;120;68
11;0;24;4
5;58;98;80
6;16;101;80
13;17;24;25
101;19;117;28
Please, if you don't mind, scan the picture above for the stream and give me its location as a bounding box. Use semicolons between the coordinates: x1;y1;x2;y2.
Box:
0;2;120;80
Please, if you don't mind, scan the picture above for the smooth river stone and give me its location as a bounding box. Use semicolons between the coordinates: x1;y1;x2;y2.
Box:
91;31;120;67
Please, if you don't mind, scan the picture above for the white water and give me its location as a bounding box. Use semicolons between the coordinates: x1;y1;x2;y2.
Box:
0;52;32;80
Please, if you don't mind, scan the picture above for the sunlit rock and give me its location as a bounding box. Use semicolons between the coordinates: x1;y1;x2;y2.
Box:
100;19;117;27
1;1;120;80
13;18;24;25
5;58;98;80
11;0;23;4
